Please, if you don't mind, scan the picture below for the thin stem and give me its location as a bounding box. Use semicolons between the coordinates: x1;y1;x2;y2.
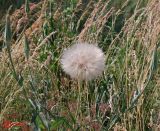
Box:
7;43;18;81
76;80;82;126
86;81;91;122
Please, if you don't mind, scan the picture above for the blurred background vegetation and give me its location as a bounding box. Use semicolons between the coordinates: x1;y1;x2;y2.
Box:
0;0;159;130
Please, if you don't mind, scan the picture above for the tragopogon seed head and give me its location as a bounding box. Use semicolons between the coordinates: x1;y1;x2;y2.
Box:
61;43;105;81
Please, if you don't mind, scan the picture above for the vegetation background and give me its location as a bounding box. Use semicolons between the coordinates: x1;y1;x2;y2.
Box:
0;0;159;130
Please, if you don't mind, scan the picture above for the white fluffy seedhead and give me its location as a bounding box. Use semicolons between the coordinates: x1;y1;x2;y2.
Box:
61;43;105;81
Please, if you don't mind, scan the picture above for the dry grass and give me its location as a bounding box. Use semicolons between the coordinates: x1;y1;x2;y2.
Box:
0;0;159;130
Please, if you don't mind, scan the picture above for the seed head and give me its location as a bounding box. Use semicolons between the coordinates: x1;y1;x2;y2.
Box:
61;43;105;81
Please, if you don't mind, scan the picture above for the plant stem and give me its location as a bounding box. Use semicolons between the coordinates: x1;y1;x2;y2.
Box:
76;80;82;126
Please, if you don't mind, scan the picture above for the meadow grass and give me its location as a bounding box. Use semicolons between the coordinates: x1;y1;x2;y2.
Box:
0;0;159;130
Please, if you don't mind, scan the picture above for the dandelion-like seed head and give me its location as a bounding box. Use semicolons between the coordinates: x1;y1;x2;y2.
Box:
61;43;105;81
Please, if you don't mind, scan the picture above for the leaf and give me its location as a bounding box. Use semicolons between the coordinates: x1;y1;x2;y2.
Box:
25;0;30;14
50;119;64;129
18;73;24;87
24;34;30;60
35;115;45;130
4;14;12;49
28;99;36;110
39;112;49;130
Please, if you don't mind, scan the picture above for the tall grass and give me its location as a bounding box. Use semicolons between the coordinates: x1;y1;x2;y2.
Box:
0;0;159;130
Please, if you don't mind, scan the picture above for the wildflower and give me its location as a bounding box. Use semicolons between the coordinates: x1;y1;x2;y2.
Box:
61;43;105;81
